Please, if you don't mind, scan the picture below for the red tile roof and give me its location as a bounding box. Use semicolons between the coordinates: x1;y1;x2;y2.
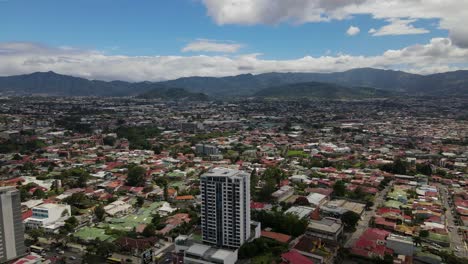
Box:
261;230;291;243
281;250;314;264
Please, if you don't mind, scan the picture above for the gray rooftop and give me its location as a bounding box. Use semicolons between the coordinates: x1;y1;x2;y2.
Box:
202;167;248;179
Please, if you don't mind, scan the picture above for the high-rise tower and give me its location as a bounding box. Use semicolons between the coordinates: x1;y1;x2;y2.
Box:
0;187;26;263
200;168;250;248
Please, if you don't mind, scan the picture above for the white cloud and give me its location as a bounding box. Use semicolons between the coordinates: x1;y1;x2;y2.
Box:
182;39;243;53
369;18;429;36
0;39;467;81
346;26;360;36
201;0;468;47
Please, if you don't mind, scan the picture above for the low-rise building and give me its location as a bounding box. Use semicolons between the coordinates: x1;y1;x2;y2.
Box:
307;217;343;242
24;203;71;232
272;185;294;202
386;234;414;256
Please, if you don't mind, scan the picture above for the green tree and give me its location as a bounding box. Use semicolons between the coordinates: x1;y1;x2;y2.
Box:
341;211;360;231
135;196;145;208
94;205;106;221
27;228;45;242
419;230;429;238
142;224;156;237
263;166;284;185
416;163;432;176
258;179;276;202
103;136;116;146
393;159;407;175
333;180;346;197
126;166;146;187
250;169;258;194
33;188;46;199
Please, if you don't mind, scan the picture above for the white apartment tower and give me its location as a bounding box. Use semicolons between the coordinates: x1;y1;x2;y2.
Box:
0;187;26;263
200;168;251;249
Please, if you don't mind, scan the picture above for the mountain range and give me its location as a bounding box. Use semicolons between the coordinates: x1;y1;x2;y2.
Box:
0;68;467;99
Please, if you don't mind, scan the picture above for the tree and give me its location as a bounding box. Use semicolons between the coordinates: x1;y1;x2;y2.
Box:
294;196;310;206
393;159;407;175
126;166;146;187
333;180;346;197
142;224;156;237
250;169;258;194
258;179;276;202
263;167;285;185
27;228;45;242
103;136;116;146
33;188;46;199
341;211;360;231
135;196;145;208
95;205;106;221
94;240;116;257
365;201;374;210
416;163;432;176
419;230;429;238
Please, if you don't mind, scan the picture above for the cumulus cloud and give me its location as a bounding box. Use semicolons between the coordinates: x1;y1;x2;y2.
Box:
346;26;360;36
201;0;468;47
182;39;243;53
0;39;467;81
369;18;429;36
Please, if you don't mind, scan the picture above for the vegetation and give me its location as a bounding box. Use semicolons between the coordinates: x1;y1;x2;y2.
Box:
341;211;361;231
252;210;308;237
94;205;106;222
333;180;346;197
126;165;146;187
0;139;46;154
116;126;160;150
238;237;287;261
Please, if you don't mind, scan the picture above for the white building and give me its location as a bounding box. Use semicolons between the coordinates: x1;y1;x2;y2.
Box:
103;200;132;217
306;192;327;207
200;167;250;248
271;185;294;202
175;236;238;264
0;187;27;263
24;203;71;232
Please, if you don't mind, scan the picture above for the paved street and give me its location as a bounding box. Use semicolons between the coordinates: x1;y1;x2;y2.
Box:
42;246;83;264
438;184;468;259
344;181;392;248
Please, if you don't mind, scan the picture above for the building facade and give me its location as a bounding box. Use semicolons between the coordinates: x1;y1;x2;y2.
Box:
0;187;26;263
200;168;250;248
24;203;71;232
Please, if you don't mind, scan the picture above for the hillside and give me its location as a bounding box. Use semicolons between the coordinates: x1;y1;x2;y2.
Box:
255;82;397;99
0;68;467;97
137;85;208;101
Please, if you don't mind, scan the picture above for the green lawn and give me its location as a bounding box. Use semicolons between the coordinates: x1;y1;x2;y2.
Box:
74;227;114;242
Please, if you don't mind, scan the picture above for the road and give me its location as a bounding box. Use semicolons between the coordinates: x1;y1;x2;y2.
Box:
438;184;468;259
42;246;83;264
344;181;392;248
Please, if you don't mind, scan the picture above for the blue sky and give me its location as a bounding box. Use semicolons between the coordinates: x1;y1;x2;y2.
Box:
0;0;467;80
0;0;447;58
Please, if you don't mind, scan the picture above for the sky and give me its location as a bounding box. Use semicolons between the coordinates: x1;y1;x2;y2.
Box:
1;0;468;81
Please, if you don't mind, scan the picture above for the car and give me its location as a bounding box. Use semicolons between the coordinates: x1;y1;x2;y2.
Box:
69;256;77;260
58;250;65;254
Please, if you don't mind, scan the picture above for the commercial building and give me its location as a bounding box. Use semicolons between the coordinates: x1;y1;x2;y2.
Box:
386;234;414;256
0;187;26;263
307;217;344;242
200;167;250;248
195;144;220;156
271;185;294;202
24;203;71;232
174;236;238;264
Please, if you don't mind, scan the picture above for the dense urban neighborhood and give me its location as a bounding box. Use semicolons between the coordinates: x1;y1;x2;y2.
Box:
0;96;467;264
